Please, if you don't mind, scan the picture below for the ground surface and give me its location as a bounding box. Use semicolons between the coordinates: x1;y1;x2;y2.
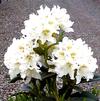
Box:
0;0;100;100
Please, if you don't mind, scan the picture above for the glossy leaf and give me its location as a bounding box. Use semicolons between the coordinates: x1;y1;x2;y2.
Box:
41;72;56;80
80;74;100;84
74;85;83;92
69;97;96;101
70;91;98;101
90;74;100;82
9;74;22;83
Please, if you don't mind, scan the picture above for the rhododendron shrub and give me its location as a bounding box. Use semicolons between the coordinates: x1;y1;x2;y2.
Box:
4;5;99;101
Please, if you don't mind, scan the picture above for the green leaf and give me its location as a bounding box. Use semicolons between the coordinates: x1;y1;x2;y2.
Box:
8;96;14;101
33;40;49;55
90;74;100;82
33;96;56;101
92;87;100;96
59;92;67;101
80;74;100;84
57;31;64;43
8;93;33;101
41;72;56;80
69;97;95;101
40;66;48;72
74;86;83;92
9;74;22;83
42;96;56;101
33;47;45;55
70;91;98;101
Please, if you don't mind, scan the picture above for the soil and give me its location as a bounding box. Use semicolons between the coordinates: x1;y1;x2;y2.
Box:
0;0;100;100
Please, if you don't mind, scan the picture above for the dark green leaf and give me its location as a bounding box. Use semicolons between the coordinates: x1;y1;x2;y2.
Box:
9;74;22;83
41;96;56;101
41;72;56;80
40;66;48;72
90;74;100;82
33;47;45;55
34;96;56;101
74;86;83;92
70;91;98;101
33;40;49;55
69;97;95;101
80;74;100;84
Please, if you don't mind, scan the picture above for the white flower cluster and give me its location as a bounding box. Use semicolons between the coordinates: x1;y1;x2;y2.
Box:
4;5;98;84
4;5;73;80
21;5;74;44
4;38;41;80
49;37;98;84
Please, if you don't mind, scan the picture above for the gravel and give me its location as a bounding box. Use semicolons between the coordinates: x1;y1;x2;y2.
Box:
0;0;100;100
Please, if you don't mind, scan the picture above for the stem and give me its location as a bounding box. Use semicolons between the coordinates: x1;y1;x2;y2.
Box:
44;50;49;68
53;91;59;101
47;43;57;50
59;75;76;100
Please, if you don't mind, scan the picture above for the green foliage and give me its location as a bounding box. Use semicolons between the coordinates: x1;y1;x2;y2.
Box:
90;74;100;82
7;32;100;101
92;87;100;96
80;74;100;84
33;40;48;56
8;93;33;101
9;74;22;83
56;31;64;43
8;72;99;101
70;91;98;101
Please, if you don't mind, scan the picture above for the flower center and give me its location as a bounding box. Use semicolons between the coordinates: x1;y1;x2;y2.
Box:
66;62;72;68
19;46;24;52
71;53;76;59
25;55;33;63
42;29;50;36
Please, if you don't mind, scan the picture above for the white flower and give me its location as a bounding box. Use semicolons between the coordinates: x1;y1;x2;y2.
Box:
21;14;41;40
75;57;98;84
37;5;51;18
21;5;74;44
51;5;74;32
4;38;41;80
49;37;98;83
